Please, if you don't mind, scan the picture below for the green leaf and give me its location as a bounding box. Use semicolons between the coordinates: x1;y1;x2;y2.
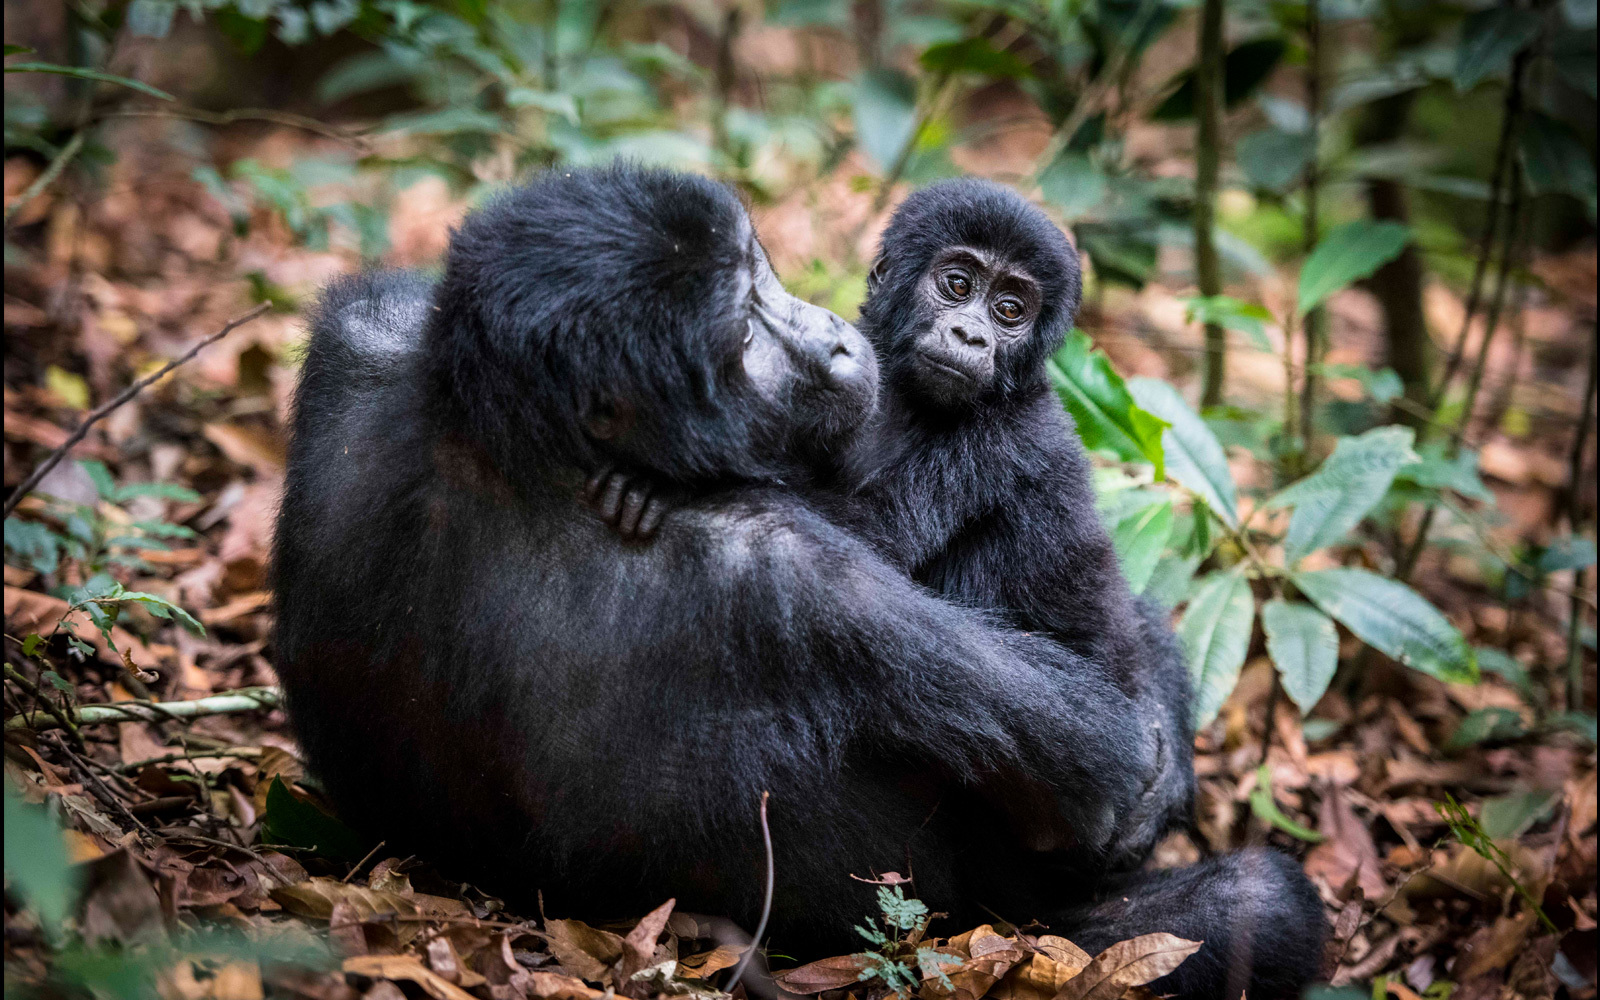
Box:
918;38;1029;79
1248;764;1325;842
1143;552;1203;610
112;481;202;504
79;459;117;500
1128;377;1238;527
1236;128;1317;193
1546;711;1597;744
1521;111;1598;201
1267;426;1419;561
1179;569;1256;728
852;68;918;173
1151;39;1288;121
5;44;35;56
505;88;581;124
117;591;206;636
4;782;80;938
1261;599;1340;715
1455;7;1542;91
1297;220;1411;316
1112;499;1174;594
5;518;61;575
1397;442;1494;502
3;62;175;101
261;777;368;861
1038;153;1107;220
22;633;45;657
1292;567;1477;683
1048;331;1167;477
1536;536;1597;573
1447;707;1525;750
1180;295;1274;351
1475;646;1532;699
1479;789;1560;839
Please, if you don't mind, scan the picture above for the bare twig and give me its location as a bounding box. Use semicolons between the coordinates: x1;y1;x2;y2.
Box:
3;302;270;520
343;840;389;884
5;686;281;733
724;791;774;995
51;732;154;838
3;131;87;228
97;106;372;150
113;746;264;773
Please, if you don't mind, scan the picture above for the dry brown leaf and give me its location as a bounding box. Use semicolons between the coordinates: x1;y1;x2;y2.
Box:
524;971;610;1000
678;945;746;980
343;955;476;1000
1455;911;1537;981
540;919;625;984
200;590;272;626
1304;785;1387;899
620;898;675;981
252;746;305;815
922;925;1025;1000
270;876;467;923
425;935;486;988
1050;933;1202;1000
990;936;1092;1000
203;421;285;473
773;954;868;994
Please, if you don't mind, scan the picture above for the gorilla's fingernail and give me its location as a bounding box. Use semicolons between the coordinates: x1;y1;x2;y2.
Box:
638;497;667;537
584;466;611;499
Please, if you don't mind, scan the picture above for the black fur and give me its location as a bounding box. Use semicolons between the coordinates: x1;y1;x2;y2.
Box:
835;179;1326;998
273;165;1158;953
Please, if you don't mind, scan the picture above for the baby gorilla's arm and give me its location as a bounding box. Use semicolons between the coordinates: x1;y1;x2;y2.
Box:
581;467;675;540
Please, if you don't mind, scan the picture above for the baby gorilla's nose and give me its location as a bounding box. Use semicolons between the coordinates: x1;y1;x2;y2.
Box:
949;323;990;348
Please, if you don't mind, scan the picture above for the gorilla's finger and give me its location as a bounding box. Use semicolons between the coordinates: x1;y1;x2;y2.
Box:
598;474;628;522
637;496;669;538
618;486;650;538
583;465;613;502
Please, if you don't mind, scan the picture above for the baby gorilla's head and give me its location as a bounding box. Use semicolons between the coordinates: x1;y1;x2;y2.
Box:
861;179;1081;409
426;165;876;485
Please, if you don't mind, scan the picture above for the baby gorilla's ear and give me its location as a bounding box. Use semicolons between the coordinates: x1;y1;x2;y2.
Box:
866;255;888;296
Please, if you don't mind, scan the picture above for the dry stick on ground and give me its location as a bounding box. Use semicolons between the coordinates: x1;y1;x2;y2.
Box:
113;746;264;773
2;131;87;228
2;302;271;520
723;790;775;995
4;685;281;733
3;662;86;747
1565;340;1597;712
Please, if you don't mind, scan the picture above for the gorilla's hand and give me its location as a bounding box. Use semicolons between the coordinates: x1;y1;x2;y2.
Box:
581;467;676;541
1104;704;1194;868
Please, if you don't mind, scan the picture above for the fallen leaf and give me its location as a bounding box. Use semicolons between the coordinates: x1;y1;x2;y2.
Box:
343;955;476;1000
1455;911;1536;981
1051;934;1202;1000
540;919;625;984
678;945;746;980
1304;785;1387;899
524;971;610;1000
620;898;675;981
923;925;1025;1000
774;954;868;994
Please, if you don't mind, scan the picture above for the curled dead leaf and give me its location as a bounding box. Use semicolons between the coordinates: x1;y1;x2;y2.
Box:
539;918;625;984
773;954;869;994
678;945;746;980
343;955;476;1000
1050;933;1202;1000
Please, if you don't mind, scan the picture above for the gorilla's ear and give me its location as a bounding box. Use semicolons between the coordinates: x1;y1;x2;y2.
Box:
866;256;888;296
585;396;635;441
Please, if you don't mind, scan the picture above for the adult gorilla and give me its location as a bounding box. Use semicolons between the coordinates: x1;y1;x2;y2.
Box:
273;166;1154;947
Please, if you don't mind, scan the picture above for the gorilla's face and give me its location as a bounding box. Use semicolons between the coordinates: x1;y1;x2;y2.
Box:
896;246;1042;408
736;239;877;444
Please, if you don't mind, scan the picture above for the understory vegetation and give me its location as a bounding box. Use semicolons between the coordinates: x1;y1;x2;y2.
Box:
3;0;1595;998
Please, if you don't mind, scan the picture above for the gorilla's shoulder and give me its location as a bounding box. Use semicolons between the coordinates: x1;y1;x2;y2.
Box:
310;270;435;359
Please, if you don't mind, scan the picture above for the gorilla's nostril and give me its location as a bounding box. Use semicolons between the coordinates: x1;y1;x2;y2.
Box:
831;341;850;357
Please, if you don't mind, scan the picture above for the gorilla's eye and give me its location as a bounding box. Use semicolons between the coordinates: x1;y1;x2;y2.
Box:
944;272;971;299
994;298;1023;322
744;319;756;347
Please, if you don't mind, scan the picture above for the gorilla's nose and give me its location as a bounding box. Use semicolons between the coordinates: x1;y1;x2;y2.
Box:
950;323;989;348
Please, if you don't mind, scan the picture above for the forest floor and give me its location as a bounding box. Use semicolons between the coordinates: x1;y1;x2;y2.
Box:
3;117;1596;1000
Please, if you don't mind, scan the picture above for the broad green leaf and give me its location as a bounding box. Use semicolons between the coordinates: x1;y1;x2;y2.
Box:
1178;569;1255;727
1128;377;1238;527
1475;646;1532;699
1261;599;1340;715
79;459;117;500
1267;426;1418;561
853;68;918;173
1455;8;1542;91
118;591;206;635
1297;221;1410;316
1180;295;1274;351
1521;111;1598;201
918;38;1029;78
112;481;202;504
1536;536;1597;573
1479;789;1560;840
1144;552;1203;610
1397;442;1494;502
4;782;79;938
1150;39;1288;120
1446;706;1525;750
1248;764;1324;842
1112;499;1174;595
1314;363;1403;403
505;88;580;123
261;777;367;861
1547;711;1598;744
1039;153;1107;220
1048;331;1167;477
1293;567;1477;683
3;63;174;101
1236;127;1316;193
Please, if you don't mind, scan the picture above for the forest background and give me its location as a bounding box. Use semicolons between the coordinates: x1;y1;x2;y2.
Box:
2;1;1596;998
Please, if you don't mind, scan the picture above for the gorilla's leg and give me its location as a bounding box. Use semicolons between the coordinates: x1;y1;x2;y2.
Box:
1054;848;1326;1000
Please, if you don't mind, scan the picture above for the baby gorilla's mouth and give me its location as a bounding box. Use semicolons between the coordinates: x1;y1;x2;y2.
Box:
918;350;978;383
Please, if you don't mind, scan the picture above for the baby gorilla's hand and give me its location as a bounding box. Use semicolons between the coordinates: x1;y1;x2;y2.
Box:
580;467;674;541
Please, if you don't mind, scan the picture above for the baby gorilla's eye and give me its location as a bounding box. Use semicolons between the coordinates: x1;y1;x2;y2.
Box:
994;298;1023;322
744;319;756;346
944;272;971;298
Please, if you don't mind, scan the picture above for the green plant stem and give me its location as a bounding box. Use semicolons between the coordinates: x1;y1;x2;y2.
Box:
1194;0;1226;409
3;663;85;747
5;686;280;733
1297;0;1324;458
3;131;85;228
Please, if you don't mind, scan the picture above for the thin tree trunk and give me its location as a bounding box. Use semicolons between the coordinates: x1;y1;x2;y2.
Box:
1297;0;1324;452
1195;0;1226;408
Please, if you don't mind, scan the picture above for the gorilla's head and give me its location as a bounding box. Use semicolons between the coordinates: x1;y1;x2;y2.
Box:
860;178;1081;410
426;165;876;484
